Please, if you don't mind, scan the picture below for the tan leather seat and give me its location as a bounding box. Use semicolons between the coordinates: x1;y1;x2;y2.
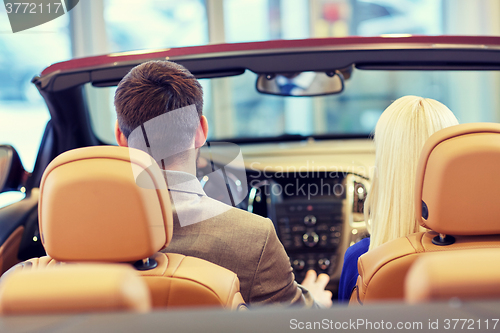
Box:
405;249;500;303
352;123;500;304
19;146;245;310
0;264;151;314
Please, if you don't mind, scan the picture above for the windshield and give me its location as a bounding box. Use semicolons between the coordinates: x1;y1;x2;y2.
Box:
88;68;500;144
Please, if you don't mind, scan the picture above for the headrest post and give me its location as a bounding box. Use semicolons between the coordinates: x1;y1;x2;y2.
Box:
431;233;455;246
133;257;158;271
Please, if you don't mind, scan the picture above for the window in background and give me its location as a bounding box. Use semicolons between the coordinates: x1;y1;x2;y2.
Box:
0;7;70;207
86;0;500;144
89;0;210;144
224;0;272;43
217;0;444;140
105;0;208;52
202;73;286;140
311;0;350;37
0;10;70;172
309;0;445;134
217;0;312;138
214;0;498;138
349;0;442;36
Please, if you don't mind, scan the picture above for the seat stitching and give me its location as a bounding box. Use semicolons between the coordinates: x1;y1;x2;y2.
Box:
159;273;225;304
363;238;417;285
407;235;418;253
170;255;185;276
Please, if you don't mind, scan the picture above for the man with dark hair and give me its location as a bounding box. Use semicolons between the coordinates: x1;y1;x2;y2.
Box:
114;60;331;307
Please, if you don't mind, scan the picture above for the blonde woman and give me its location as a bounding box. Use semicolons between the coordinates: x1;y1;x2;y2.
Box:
338;95;459;302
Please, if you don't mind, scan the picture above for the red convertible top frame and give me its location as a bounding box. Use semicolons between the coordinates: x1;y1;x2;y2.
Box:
34;35;500;94
41;35;500;76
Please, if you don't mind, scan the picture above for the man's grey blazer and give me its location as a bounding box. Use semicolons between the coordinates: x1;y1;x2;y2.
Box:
162;170;314;307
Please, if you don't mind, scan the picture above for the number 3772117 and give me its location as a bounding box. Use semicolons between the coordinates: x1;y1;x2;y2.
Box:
5;2;63;14
443;319;499;330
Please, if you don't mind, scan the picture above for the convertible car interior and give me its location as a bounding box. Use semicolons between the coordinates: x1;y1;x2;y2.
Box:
0;35;500;328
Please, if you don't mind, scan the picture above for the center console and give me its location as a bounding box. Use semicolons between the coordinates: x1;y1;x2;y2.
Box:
274;199;343;281
247;172;369;285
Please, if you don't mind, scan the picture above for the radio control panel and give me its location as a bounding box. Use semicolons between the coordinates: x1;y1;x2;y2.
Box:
273;200;343;280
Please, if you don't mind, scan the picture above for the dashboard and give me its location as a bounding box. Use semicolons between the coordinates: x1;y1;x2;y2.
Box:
198;138;374;294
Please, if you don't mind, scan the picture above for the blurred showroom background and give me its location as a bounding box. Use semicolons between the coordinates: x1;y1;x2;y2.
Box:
0;0;499;173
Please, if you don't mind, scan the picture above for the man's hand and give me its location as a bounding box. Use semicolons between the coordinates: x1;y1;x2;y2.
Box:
301;270;333;308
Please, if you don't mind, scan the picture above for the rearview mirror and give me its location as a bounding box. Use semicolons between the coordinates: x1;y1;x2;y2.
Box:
0;145;27;194
256;71;344;97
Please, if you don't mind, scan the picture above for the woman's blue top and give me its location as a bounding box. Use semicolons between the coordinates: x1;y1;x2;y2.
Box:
338;237;370;302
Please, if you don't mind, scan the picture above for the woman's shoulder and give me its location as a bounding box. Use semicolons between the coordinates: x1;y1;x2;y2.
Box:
344;237;370;260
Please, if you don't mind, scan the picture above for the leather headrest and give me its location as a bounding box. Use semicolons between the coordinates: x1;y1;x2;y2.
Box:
39;146;173;262
415;123;500;235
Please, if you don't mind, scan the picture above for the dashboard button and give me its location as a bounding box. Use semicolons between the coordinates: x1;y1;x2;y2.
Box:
318;258;331;270
293;235;303;248
330;231;341;238
330;238;340;245
316;223;329;231
307;258;317;267
303;215;317;226
303;232;319;247
292;259;305;271
319;234;328;247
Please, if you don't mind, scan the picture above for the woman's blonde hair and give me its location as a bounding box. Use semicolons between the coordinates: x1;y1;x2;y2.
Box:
365;95;459;251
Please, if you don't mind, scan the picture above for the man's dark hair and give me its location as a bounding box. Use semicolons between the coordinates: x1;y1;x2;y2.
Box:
115;60;203;138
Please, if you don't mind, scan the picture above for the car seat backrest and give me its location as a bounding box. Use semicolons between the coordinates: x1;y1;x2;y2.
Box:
405;249;500;303
29;146;245;310
0;264;151;314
